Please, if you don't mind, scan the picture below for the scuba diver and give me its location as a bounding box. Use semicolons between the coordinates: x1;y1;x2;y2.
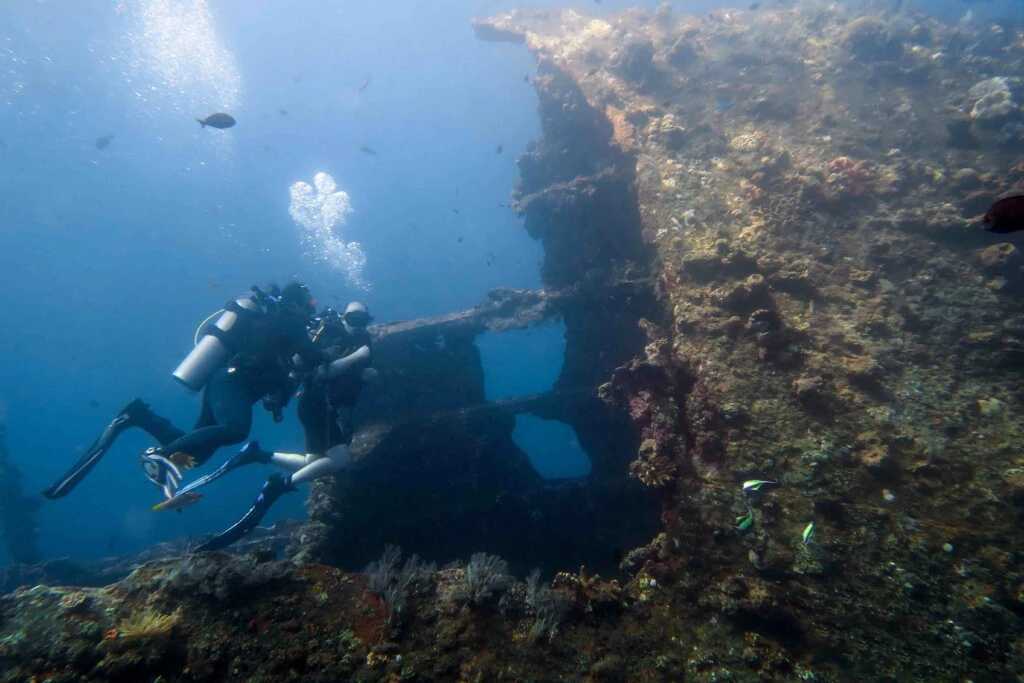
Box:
178;301;375;552
43;282;319;501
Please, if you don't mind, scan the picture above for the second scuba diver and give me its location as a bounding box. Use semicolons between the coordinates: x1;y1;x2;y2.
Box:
44;282;319;501
178;301;376;551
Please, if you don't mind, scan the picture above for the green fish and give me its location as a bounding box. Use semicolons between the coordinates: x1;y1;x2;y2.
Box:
742;479;778;492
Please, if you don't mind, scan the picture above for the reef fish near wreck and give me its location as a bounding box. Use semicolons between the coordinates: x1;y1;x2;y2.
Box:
358;145;377;156
982;195;1024;234
94;134;113;151
196;112;236;129
152;492;202;513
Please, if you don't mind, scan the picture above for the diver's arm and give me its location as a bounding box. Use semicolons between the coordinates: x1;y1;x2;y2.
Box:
326;345;371;379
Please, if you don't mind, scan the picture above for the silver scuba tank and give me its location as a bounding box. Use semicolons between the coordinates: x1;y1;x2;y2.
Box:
172;294;262;393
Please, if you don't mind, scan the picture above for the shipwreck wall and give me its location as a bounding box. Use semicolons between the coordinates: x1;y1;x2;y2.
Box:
302;288;663;575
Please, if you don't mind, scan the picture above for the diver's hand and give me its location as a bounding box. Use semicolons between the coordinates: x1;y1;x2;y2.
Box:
360;367;378;382
312;364;328;384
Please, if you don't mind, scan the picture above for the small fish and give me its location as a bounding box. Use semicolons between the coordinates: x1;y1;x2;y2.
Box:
278;108;288;116
457;236;464;243
293;72;305;85
982;195;1024;234
749;2;761;9
357;72;372;93
735;513;753;531
94;134;114;151
358;145;377;156
524;75;530;83
715;99;734;113
207;280;219;291
152;492;202;513
802;522;815;544
87;399;100;409
742;479;778;492
496;143;503;154
197;113;236;129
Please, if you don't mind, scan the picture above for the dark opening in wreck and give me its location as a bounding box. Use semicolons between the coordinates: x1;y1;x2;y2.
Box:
302;58;669;576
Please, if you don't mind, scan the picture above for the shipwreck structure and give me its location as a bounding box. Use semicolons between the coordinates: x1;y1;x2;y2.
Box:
3;3;1024;681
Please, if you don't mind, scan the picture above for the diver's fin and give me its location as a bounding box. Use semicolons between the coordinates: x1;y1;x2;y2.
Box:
175;441;268;496
42;439;109;500
43;404;138;499
194;474;294;553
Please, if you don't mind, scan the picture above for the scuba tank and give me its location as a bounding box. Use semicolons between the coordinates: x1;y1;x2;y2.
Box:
172;287;277;393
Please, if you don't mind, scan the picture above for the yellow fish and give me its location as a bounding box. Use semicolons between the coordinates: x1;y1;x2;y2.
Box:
152;492;202;513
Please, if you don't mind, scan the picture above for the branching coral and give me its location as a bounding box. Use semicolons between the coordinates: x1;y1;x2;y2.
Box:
629;438;677;487
553;566;622;610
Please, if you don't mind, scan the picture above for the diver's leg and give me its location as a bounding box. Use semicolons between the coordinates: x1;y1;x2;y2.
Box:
289;443;351;485
194;473;297;553
269;452;309;471
157;369;254;466
289;404;353;485
133;402;186;446
44;398;181;499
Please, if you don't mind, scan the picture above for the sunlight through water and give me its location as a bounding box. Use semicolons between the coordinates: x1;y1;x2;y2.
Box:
125;0;241;121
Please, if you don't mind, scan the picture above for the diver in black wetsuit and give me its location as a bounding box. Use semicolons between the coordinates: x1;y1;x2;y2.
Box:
43;282;319;501
182;301;375;552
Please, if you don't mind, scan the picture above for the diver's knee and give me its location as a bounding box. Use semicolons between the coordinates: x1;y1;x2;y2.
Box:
222;423;249;444
324;444;352;471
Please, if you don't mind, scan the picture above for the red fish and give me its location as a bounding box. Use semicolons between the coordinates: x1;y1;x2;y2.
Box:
983;195;1024;234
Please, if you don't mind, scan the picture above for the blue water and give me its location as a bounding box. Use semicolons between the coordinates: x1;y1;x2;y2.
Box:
0;0;1018;564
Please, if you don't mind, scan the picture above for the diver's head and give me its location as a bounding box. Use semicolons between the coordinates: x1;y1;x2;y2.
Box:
342;301;372;330
280;282;316;315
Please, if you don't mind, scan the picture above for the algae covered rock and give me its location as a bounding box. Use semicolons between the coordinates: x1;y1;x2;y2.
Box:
968;77;1019;128
842;17;904;62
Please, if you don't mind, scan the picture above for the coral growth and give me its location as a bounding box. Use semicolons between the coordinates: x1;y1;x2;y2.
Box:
8;3;1024;681
462;552;511;606
363;545;435;622
108;609;181;644
552;566;622;611
629;438;677;487
824;156;876;198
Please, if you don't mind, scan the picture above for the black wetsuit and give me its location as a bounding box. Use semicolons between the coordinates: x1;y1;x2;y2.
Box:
161;301;318;465
297;324;373;453
43;295;317;500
